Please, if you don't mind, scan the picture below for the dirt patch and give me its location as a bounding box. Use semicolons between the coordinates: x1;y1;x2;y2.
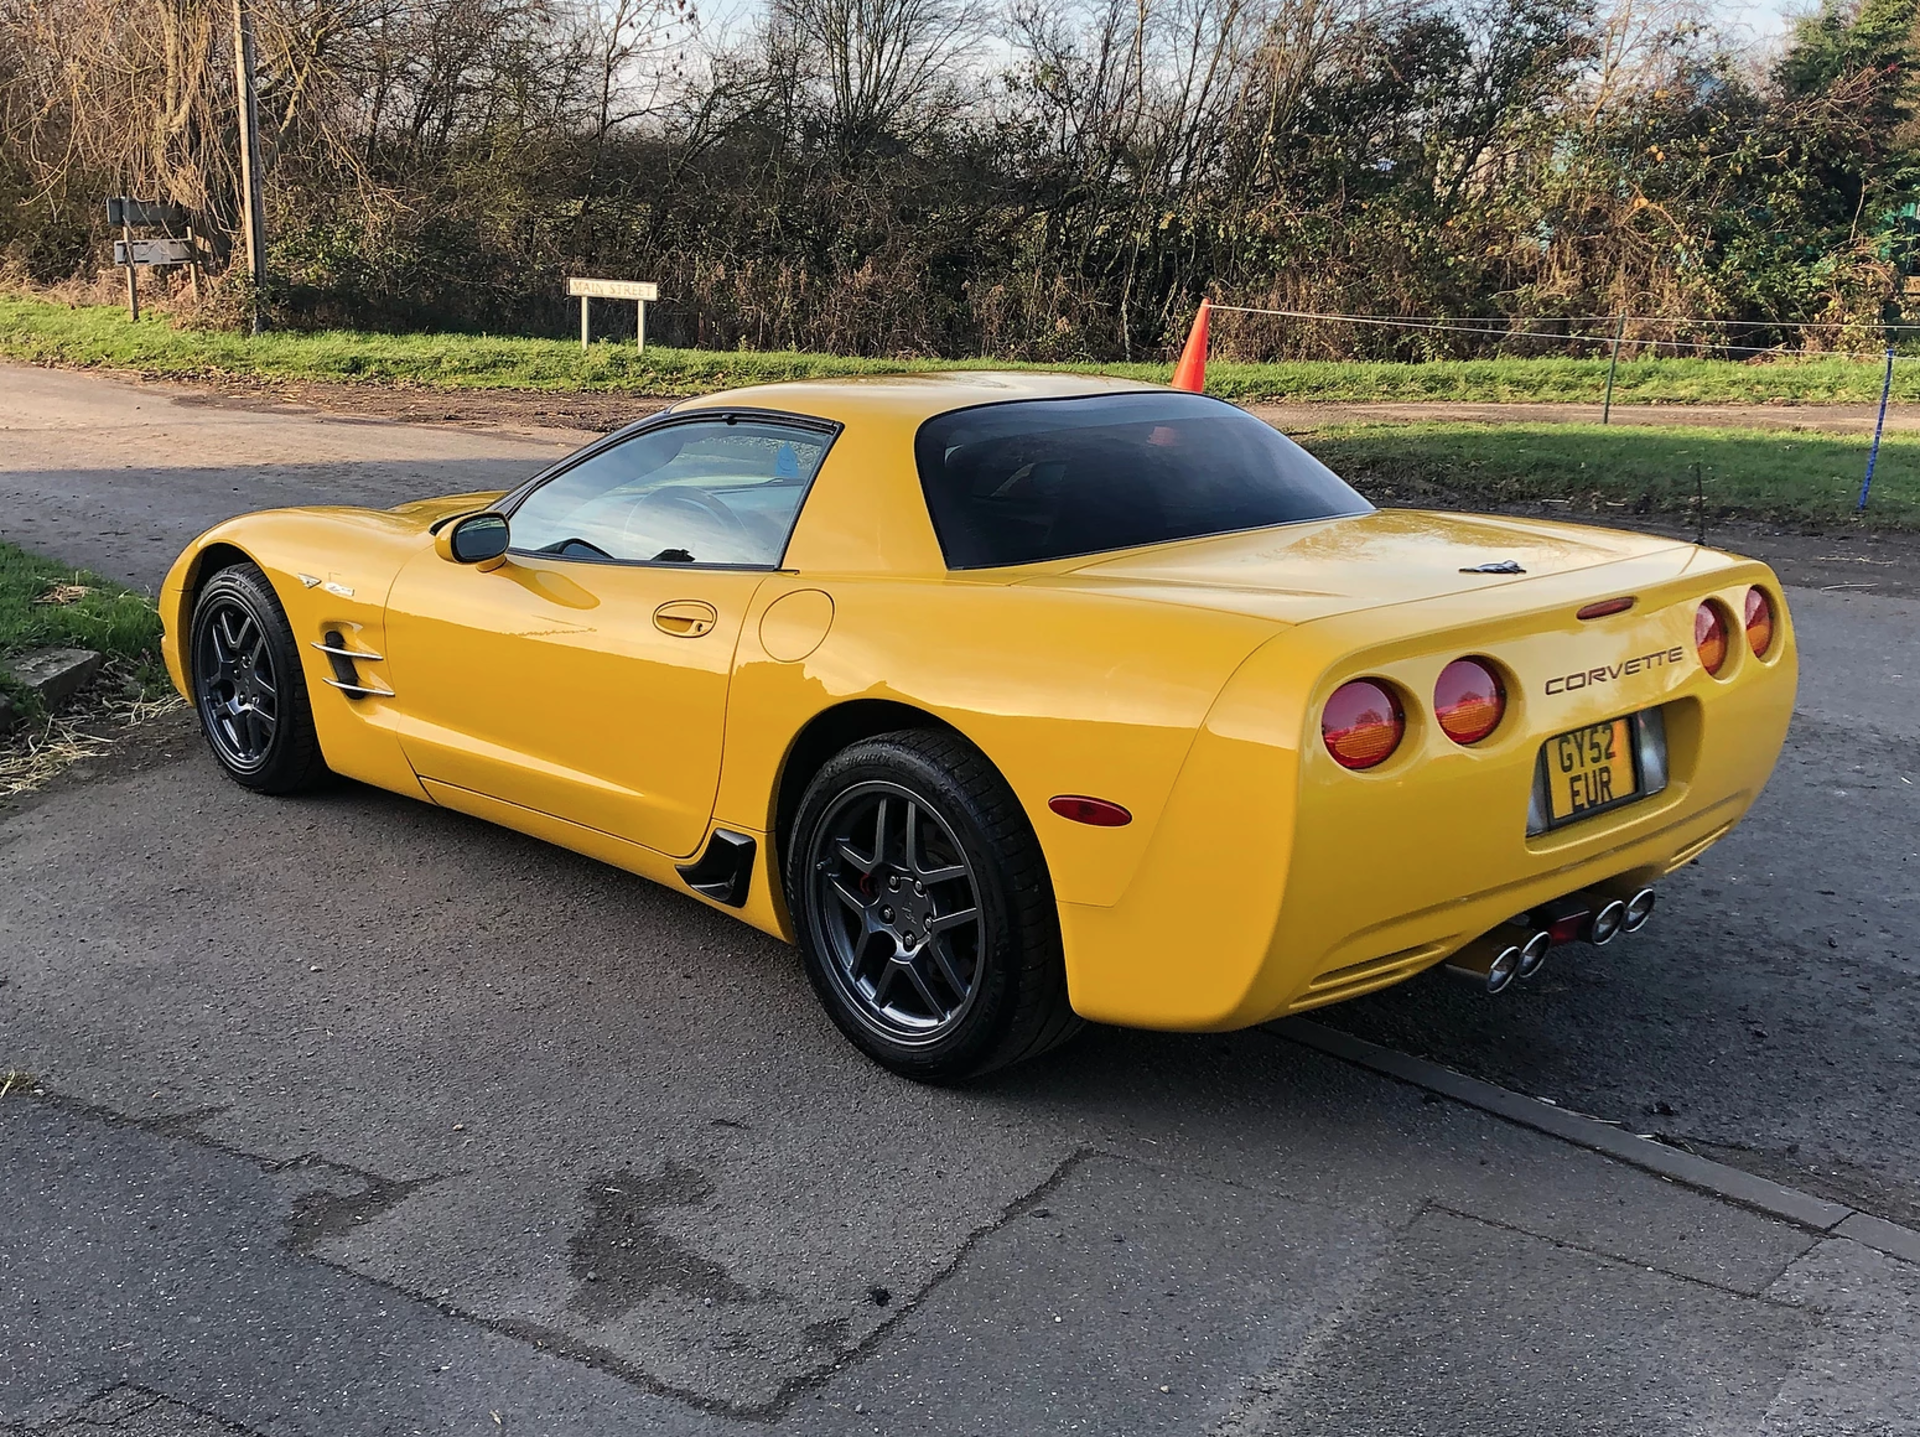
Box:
157;374;668;437
53;361;1920;439
0;680;195;819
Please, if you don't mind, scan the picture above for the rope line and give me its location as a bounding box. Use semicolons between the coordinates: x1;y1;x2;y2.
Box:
1207;305;1917;362
1209;310;1920;332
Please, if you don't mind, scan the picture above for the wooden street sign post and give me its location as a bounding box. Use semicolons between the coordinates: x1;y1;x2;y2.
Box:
106;198;199;320
566;277;659;352
120;207;137;321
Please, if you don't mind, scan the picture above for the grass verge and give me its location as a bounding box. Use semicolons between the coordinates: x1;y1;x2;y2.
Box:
8;294;1920;405
1;540;164;715
1;543;175;796
1301;421;1918;529
0;541;163;660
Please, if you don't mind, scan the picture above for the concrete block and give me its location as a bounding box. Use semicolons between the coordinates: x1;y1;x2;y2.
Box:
4;646;105;708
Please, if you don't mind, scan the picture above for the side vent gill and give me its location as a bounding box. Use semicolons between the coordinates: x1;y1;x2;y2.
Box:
312;629;395;700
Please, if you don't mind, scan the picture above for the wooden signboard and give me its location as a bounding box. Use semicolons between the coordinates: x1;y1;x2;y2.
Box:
566;277;659;301
106;197;189;230
566;277;660;351
114;237;197;267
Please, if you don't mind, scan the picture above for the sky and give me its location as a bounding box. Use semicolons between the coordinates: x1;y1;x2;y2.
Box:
695;0;1814;48
1717;0;1801;41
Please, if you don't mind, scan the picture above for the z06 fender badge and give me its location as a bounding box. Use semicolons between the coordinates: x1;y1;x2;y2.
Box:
1460;560;1526;574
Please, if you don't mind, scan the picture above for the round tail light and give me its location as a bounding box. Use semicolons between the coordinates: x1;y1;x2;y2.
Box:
1434;658;1506;745
1744;586;1774;657
1695;601;1728;676
1323;680;1404;770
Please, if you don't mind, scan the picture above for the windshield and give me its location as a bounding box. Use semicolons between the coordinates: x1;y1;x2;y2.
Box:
914;392;1371;570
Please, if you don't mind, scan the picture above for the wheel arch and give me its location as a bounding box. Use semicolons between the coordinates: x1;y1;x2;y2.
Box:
185;540;256;590
771;699;961;868
182;539;258;611
162;540;260;696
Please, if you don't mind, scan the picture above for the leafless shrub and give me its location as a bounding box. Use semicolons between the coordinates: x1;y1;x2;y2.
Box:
2;0;1908;357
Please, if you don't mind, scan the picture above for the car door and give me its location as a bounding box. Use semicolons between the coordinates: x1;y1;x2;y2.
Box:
382;413;836;859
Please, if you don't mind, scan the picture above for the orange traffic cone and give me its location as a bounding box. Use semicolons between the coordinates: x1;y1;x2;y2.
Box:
1170;299;1211;392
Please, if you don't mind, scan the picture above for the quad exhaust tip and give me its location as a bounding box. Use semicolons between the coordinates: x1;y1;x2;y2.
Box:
1445;883;1655;994
1587;899;1627;946
1444;935;1532;994
1622;887;1656;933
1515;929;1552;980
1443;935;1525;993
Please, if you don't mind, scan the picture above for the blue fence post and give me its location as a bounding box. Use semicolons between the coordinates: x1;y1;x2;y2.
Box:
1858;347;1895;512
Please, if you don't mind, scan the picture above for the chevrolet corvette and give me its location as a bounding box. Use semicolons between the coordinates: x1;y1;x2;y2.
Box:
160;373;1796;1079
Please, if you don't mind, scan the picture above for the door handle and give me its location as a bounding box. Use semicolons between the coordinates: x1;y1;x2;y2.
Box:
654;600;718;637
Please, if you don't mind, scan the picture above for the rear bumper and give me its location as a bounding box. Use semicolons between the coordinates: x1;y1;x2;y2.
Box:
1057;559;1797;1030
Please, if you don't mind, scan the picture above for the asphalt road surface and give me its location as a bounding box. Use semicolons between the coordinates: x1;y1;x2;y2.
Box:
3;363;1919;1436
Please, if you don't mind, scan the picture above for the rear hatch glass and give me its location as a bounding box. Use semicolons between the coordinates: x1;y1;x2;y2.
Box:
916;392;1372;570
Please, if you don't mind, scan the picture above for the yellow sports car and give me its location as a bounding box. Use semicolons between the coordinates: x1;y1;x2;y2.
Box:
160;373;1796;1079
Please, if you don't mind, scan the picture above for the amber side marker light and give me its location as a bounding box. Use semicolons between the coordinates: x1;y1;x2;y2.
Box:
1577;597;1635;620
1323;679;1405;770
1695;601;1729;676
1434;658;1506;745
1744;586;1775;657
1049;795;1132;827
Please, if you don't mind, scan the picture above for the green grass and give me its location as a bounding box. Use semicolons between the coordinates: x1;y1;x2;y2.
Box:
1302;421;1918;528
0;542;164;713
7;293;1920;404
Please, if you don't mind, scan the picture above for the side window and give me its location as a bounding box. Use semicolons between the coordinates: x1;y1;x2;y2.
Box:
509;418;830;567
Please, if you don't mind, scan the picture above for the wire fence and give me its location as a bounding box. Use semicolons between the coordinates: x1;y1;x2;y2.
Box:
1206;305;1920;364
1204;306;1902;514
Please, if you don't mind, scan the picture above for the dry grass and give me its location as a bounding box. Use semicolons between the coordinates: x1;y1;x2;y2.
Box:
0;675;185;798
34;581;95;605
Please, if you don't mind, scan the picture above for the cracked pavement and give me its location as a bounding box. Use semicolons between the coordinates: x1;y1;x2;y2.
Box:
3;363;1919;1434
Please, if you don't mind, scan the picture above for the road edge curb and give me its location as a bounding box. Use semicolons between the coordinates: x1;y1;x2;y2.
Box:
1276;1018;1920;1266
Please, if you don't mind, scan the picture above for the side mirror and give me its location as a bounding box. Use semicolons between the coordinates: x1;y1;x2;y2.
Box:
436;512;511;566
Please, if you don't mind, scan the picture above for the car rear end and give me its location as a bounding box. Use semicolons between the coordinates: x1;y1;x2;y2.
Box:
1053;542;1795;1031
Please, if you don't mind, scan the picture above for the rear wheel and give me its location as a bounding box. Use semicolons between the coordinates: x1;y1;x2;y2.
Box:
786;729;1081;1081
189;563;329;794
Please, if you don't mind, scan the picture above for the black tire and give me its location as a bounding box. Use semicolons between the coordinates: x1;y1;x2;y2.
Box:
785;728;1082;1081
189;562;330;794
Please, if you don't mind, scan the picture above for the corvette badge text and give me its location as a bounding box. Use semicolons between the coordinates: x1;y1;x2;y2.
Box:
1545;646;1688;695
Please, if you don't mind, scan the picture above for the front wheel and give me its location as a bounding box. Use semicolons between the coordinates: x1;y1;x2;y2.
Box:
785;729;1081;1082
189;562;329;794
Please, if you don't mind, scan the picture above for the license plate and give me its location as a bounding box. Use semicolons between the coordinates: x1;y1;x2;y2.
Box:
1546;717;1638;822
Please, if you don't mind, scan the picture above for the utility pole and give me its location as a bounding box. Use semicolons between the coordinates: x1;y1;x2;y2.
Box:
231;0;267;333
